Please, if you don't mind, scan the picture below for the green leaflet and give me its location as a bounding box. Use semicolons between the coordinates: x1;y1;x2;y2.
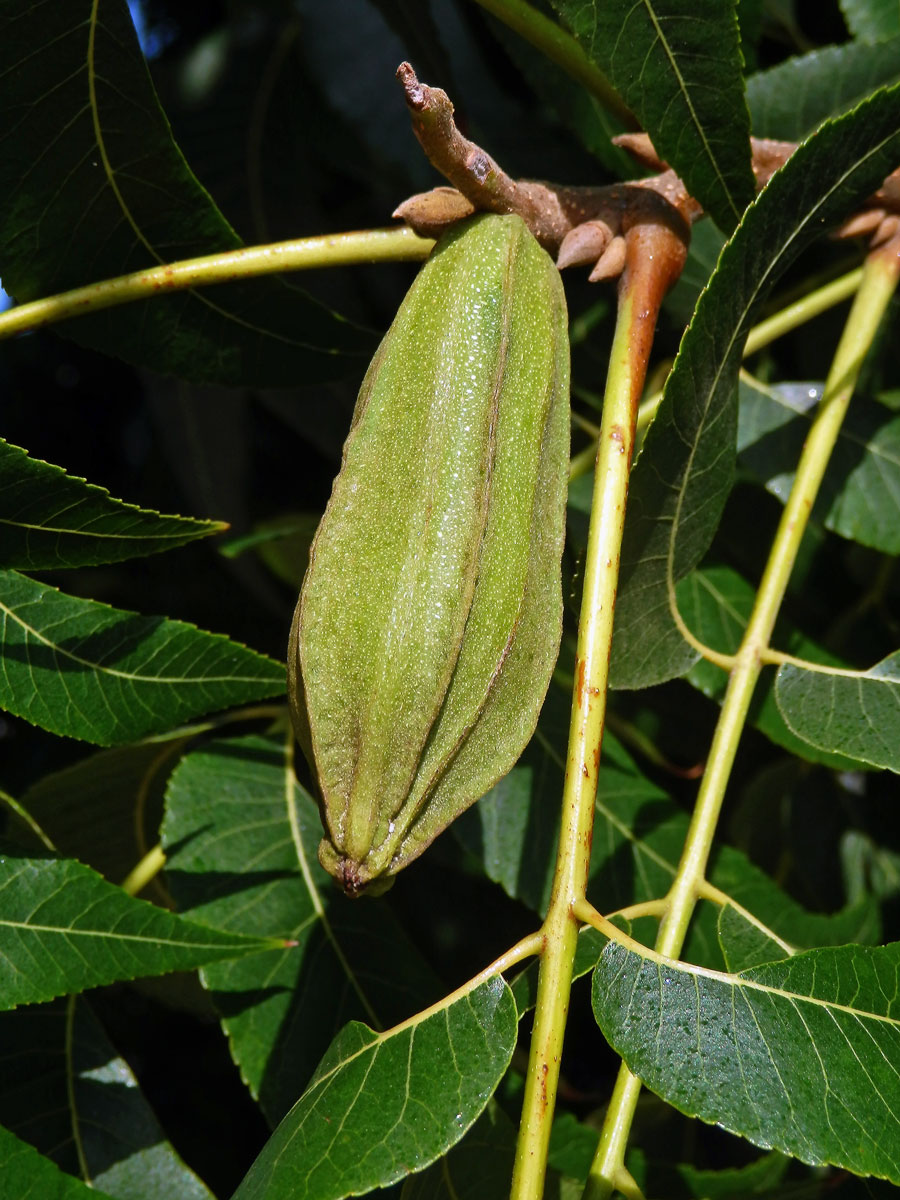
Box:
592;939;900;1182
0;569;285;746
290;214;570;895
232;976;518;1199
0;438;224;570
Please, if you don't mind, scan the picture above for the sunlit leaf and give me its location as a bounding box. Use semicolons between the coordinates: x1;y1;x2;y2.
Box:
0;997;213;1199
0;439;224;570
737;376;900;554
747;38;900;139
231;975;518;1200
775;650;900;772
0;0;373;385
0;569;284;744
0;852;280;1010
0;1123;116;1200
547;0;754;231
592;939;900;1182
162;734;441;1126
400;1104;519;1200
610;83;900;689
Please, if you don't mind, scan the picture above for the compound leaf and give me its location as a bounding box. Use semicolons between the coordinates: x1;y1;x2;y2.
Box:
162;734;441;1126
610;83;900;689
457;691;875;971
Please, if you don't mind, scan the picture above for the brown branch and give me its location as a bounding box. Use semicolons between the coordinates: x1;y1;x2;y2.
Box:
394;63;693;291
394;63;900;289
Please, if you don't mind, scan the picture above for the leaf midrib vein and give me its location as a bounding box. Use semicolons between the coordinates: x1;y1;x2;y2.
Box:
623;943;900;1026
638;1;740;222
0;597;273;686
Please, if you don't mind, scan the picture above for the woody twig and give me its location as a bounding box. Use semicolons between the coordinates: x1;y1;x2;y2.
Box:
394;62;900;288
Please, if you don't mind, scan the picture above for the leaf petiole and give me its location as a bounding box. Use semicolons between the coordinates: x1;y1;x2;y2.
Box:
120;843;167;898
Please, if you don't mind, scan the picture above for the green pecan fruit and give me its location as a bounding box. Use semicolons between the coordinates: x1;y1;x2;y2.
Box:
288;213;569;895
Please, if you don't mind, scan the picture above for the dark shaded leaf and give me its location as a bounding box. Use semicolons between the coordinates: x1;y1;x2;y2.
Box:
458;691;876;970
679;564;873;769
842;829;900;906
19;736;193;886
402;1106;572;1199
162;734;441;1125
737;376;900;554
0;997;213;1198
841;0;900;41
546;1109;790;1197
747;38;900;139
736;0;765;73
483;13;634;177
663;220;726;325
654;1151;790;1200
0;0;373;385
454;688;670;917
400;1104;519;1199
